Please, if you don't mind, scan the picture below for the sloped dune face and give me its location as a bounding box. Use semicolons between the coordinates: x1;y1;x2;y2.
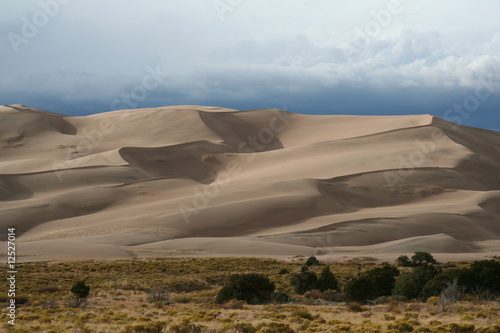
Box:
1;104;499;261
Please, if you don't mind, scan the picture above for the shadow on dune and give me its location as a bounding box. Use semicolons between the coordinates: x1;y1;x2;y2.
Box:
199;111;285;152
5;105;77;135
119;141;238;184
0;175;33;201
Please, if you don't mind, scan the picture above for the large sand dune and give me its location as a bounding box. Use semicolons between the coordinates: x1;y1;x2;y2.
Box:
1;104;499;262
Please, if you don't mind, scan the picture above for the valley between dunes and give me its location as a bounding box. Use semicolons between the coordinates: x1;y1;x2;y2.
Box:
1;104;499;262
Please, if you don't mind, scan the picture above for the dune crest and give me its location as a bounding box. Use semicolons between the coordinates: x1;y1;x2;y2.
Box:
0;105;499;261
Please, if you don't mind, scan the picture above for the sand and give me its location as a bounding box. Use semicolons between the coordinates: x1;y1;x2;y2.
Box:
0;104;499;263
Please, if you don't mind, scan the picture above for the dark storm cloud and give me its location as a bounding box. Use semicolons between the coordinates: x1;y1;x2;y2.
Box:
0;0;499;131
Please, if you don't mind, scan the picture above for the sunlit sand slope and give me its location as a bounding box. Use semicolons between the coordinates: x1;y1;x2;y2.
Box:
0;104;499;261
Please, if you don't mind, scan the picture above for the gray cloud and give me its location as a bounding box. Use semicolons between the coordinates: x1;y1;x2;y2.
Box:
1;0;499;131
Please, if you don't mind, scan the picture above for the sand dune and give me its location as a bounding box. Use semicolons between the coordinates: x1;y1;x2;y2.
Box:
0;104;499;262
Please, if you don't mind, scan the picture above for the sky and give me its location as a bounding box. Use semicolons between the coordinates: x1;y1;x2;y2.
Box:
1;0;499;131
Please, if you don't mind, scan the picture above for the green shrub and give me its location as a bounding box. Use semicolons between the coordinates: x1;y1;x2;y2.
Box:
363;265;399;297
386;318;415;332
256;322;294;333
393;265;437;299
270;290;289;303
291;307;314;320
305;256;320;266
344;265;399;302
421;269;461;298
222;322;257;333
397;255;412;267
346;302;365;312
290;270;318;295
221;299;245;309
440;323;475;332
71;281;90;299
344;275;378;302
169;319;205;333
459;260;500;298
216;274;275;304
330;323;353;332
123;321;168;333
167;279;211;293
172;294;192;303
474;325;500;333
79;312;97;321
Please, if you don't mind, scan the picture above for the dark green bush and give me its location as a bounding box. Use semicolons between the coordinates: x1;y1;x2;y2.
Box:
290;270;318;295
421;269;461;298
305;256;320;266
343;264;398;302
270;290;289;303
344;275;378;302
459;259;500;298
216;273;275;304
363;265;399;297
393;265;437;299
71;280;90;299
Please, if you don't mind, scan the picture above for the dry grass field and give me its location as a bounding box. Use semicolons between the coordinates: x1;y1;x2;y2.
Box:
1;257;499;333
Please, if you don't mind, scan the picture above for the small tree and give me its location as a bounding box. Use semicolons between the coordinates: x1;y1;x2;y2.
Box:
397;252;437;267
396;255;412;267
317;266;339;292
67;280;90;308
411;252;437;266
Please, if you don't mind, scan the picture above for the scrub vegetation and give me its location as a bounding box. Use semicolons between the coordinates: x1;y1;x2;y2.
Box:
1;254;499;332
